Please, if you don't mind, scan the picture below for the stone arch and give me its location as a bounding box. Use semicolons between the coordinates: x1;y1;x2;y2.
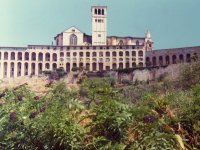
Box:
86;52;90;57
172;55;177;64
92;52;96;57
38;53;43;61
125;51;129;56
138;51;143;57
186;53;191;62
10;62;14;78
17;62;21;77
106;51;110;57
146;57;151;66
112;63;117;70
11;52;15;60
45;53;50;61
159;56;163;66
66;63;70;72
119;63;123;69
53;53;57;61
31;63;35;75
45;63;50;70
166;56;170;65
132;51;136;56
138;62;143;67
119;51;123;57
4;52;8;60
25;52;29;60
18;52;22;60
126;62;130;68
70;34;77;46
152;56;157;66
24;63;28;75
3;62;7;78
112;51;116;57
31;52;36;61
53;63;57;70
132;62;136;68
98;9;101;15
38;63;43;75
179;54;184;63
92;62;97;71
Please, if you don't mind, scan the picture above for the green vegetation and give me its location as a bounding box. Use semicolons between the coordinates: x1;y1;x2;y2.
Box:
0;62;200;150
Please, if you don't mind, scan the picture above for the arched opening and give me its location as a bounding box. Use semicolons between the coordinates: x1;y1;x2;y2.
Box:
172;55;177;64
159;56;163;66
179;54;184;63
4;52;8;60
99;63;103;71
139;62;143;67
11;52;15;60
186;54;191;62
25;52;29;60
53;63;57;70
118;40;124;45
31;52;36;61
24;63;28;76
3;62;7;78
38;53;43;61
38;63;42;75
18;52;22;60
98;9;101;15
92;52;96;57
119;51;123;57
132;62;136;68
70;34;77;46
138;51;143;57
86;52;90;57
80;52;83;57
92;63;97;71
112;51;116;57
73;52;77;57
132;51;136;56
53;53;57;61
119;63;123;69
10;62;14;78
166;56;170;65
106;51;110;57
125;51;129;57
86;63;90;71
102;9;104;15
126;62;130;68
146;57;151;67
152;57;157;66
45;53;50;61
112;63;117;70
31;63;35;75
17;62;21;77
66;63;70;72
45;63;50;70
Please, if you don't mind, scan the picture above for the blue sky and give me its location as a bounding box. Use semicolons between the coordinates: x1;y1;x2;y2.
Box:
0;0;200;49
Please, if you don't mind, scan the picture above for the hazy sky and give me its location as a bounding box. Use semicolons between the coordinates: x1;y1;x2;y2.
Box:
0;0;200;49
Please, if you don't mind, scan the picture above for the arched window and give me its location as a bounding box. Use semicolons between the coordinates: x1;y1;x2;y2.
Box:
102;9;104;15
98;9;101;15
70;34;77;46
118;40;124;45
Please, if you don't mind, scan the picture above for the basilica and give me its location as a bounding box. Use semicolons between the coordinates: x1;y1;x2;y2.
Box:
0;6;199;79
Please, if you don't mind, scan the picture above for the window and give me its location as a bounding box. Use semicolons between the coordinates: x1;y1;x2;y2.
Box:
118;40;124;45
136;40;139;46
70;34;77;46
98;34;101;37
102;9;104;15
95;9;97;14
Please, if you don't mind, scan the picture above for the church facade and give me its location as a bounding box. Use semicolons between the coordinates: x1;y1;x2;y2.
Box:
0;6;199;79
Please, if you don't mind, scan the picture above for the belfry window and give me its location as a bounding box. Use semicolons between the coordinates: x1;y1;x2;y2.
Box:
70;34;77;46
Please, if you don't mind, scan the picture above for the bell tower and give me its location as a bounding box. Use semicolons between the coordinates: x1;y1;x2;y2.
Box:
91;6;107;45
